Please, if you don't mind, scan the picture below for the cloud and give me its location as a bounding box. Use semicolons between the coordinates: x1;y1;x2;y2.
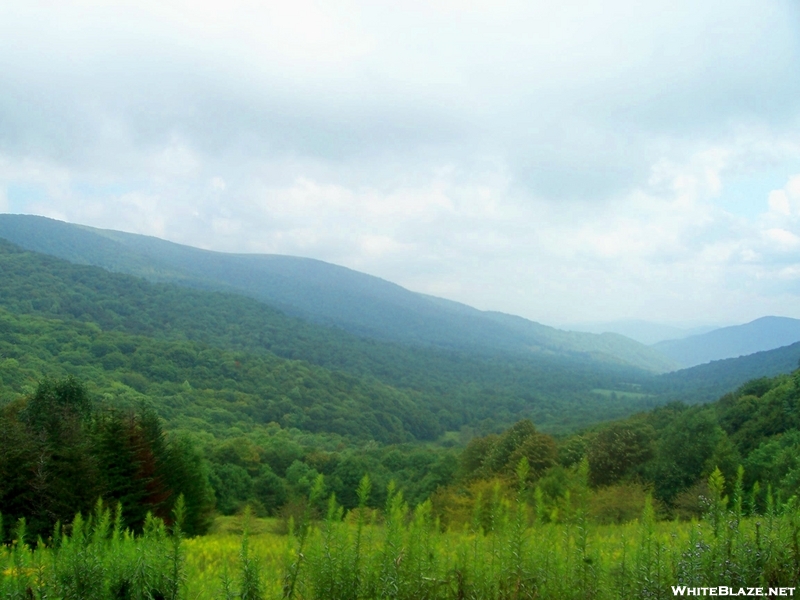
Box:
1;0;800;324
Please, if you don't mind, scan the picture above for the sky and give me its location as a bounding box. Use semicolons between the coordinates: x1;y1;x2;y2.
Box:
1;0;799;327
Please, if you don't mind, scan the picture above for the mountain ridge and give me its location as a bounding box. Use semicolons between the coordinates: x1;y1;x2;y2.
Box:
564;319;721;345
0;235;667;435
653;316;800;368
646;340;800;403
0;213;677;373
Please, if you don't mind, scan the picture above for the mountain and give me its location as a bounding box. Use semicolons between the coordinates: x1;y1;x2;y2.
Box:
481;312;676;372
0;236;668;435
645;341;800;404
564;320;719;345
0;214;677;373
652;316;800;368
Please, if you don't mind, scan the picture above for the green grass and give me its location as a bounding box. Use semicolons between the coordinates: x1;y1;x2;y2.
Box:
8;514;796;600
5;477;800;599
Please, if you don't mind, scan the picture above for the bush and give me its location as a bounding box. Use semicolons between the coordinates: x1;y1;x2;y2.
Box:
588;482;653;524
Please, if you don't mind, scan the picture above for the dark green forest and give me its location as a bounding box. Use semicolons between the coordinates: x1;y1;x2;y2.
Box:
0;377;214;537
6;366;800;541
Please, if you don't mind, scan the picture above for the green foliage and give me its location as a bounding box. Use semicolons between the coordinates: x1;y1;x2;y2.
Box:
587;421;655;487
5;227;800;545
647;409;735;503
0;377;214;539
6;457;800;599
0;237;672;440
23;375;92;432
456;367;800;521
1;506;182;599
588;482;652;524
0;215;678;372
458;420;557;484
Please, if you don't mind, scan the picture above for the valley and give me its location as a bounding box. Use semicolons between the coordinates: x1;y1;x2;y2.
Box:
2;217;800;598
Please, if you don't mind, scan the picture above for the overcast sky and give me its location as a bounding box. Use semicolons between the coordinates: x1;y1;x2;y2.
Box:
1;0;799;326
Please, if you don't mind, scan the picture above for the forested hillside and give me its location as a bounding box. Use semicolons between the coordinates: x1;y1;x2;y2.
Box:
438;366;800;524
0;214;676;372
0;238;669;531
3;229;800;543
0;237;663;435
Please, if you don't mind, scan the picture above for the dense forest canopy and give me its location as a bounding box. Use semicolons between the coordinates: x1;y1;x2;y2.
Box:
2;233;800;540
0;237;672;436
432;367;800;527
5;366;800;541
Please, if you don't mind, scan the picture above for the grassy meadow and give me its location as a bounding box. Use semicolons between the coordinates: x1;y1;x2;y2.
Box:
4;470;800;600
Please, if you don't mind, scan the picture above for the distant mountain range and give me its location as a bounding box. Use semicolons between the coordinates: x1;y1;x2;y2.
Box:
565;320;720;345
0;214;676;373
653;316;800;368
647;340;800;403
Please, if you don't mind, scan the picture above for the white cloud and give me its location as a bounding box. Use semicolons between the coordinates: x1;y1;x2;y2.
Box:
765;228;800;249
1;0;800;324
768;190;792;216
788;175;800;199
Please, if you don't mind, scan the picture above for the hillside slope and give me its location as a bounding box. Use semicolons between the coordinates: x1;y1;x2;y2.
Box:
646;341;800;403
0;237;665;434
0;214;676;373
653;316;800;368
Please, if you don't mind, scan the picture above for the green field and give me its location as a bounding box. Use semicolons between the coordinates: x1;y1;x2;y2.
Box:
4;469;800;600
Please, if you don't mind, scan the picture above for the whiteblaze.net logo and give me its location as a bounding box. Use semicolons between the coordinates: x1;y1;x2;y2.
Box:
672;587;796;597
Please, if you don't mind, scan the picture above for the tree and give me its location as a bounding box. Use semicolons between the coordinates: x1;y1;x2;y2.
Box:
92;410;149;529
210;463;252;515
484;420;538;473
587;422;655;487
508;432;558;481
22;377;99;537
22;376;92;435
253;466;288;516
648;409;735;503
0;400;37;539
162;434;215;535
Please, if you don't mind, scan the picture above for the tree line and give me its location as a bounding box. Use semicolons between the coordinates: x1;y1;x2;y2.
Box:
437;368;800;525
0;376;214;539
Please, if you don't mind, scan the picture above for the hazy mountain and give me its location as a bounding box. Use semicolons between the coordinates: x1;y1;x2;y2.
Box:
565;320;720;345
0;214;677;372
0;236;665;435
646;341;800;404
652;316;800;368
